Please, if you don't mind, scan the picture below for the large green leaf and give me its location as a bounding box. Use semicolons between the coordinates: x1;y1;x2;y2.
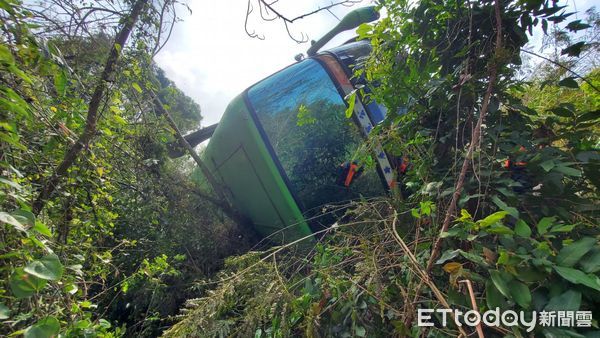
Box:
0;44;15;64
345;91;357;118
9;268;47;298
536;217;555;235
11;209;35;227
554;165;581;177
33;221;52;237
0;211;26;232
0;302;9;319
508;279;531;308
577;110;600;123
24;254;63;281
545;290;581;312
515;266;546;282
53;70;67;97
555;237;596;267
132;82;142;94
491;196;519;218
539;159;555;172
486;224;514;235
557;77;579;89
489;270;513;299
485;280;506;309
561;41;585;57
554;266;600;291
477;211;509;228
435;249;460;265
514;219;531;238
565;20;591;32
579;247;600;274
24;316;60;338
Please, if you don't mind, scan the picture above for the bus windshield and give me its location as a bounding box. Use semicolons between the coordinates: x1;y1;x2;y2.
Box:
247;58;385;222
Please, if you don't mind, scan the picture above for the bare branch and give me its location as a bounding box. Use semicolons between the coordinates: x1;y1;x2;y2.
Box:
245;0;265;40
258;0;361;24
522;49;600;92
245;0;362;42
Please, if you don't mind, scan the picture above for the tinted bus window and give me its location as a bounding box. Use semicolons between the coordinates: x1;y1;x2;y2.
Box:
247;59;385;222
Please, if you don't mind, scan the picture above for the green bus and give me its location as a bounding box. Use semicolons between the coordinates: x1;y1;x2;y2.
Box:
186;7;401;243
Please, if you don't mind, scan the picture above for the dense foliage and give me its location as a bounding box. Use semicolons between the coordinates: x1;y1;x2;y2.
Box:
165;0;600;337
1;0;599;337
1;1;252;336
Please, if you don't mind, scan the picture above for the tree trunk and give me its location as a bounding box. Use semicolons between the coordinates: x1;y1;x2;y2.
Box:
33;0;148;215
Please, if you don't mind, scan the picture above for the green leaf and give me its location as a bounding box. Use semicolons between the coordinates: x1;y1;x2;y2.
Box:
98;319;111;329
486;280;505;309
565;20;591;32
514;219;532;238
579;248;600;274
0;177;22;190
545;290;581;311
537;217;555;235
487;224;514;235
561;42;585;57
54;69;67;97
24;317;60;338
550;106;574;117
558;77;579;89
539;159;555;172
8;64;32;84
132;82;142;94
0;44;15;64
577;110;599;123
556;237;596;267
477;211;509;228
553;165;581;177
0;211;26;232
549;223;576;233
508;279;531;308
459;250;489;267
345;91;356;118
356;23;372;39
24;254;63;281
33;221;52;237
554;266;600;291
489;270;513;299
491;196;519;218
0;302;9;319
11;209;35;227
436;249;460;265
9;268;47;298
515;266;546;282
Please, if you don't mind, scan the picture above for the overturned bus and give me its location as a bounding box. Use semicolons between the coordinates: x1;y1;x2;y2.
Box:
177;7;403;243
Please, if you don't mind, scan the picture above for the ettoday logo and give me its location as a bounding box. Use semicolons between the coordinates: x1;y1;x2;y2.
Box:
417;308;593;332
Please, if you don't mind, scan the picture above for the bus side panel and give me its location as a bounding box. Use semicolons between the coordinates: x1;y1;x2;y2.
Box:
203;95;313;243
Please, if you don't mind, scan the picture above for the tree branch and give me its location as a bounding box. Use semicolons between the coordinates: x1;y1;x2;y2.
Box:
33;0;148;215
521;49;600;93
425;0;504;273
245;0;361;42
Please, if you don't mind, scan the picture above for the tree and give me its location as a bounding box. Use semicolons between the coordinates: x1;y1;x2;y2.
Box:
1;1;254;336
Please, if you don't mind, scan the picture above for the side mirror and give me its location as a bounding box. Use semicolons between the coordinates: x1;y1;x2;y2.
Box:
306;6;379;56
167;123;218;158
